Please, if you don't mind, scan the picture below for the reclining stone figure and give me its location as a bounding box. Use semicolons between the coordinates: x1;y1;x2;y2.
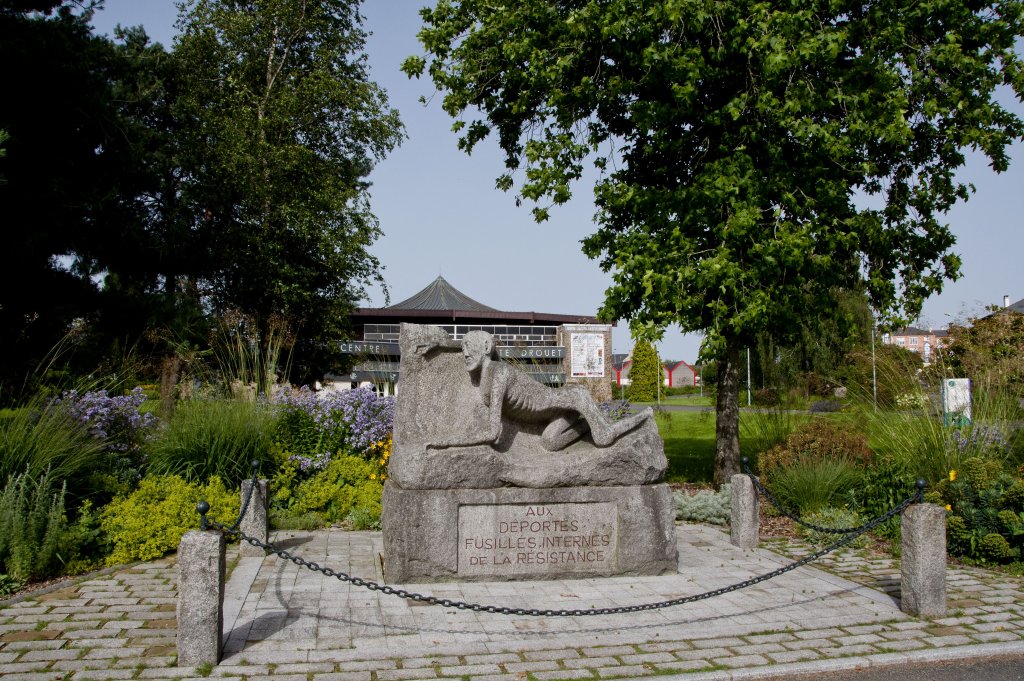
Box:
425;330;652;452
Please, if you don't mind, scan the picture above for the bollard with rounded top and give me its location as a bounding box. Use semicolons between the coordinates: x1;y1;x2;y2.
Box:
730;461;759;549
900;481;946;617
177;503;226;668
239;464;269;557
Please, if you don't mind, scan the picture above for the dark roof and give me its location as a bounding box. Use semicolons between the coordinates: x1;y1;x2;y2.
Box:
387;276;496;312
1009;298;1024;314
353;276;606;325
890;327;948;337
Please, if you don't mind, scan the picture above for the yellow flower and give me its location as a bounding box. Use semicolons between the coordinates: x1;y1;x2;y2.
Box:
369;473;377;480
945;504;952;511
949;469;957;482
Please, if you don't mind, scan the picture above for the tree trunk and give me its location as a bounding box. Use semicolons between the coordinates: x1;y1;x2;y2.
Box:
159;352;181;417
714;336;742;487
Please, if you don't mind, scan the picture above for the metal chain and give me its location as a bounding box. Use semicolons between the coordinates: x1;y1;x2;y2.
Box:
227;462;260;533
201;486;920;618
742;459;923;535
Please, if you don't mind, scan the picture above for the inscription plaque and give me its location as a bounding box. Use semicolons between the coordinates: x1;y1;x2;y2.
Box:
458;502;617;576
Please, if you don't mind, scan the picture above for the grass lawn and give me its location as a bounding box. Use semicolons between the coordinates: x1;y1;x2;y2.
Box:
655;410;717;482
634;395;716;408
654;409;790;483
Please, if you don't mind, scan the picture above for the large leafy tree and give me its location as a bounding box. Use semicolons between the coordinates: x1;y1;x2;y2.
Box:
0;0;139;393
174;0;404;389
404;0;1024;484
938;308;1024;392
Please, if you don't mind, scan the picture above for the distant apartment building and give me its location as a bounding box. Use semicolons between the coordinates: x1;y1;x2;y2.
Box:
881;326;949;363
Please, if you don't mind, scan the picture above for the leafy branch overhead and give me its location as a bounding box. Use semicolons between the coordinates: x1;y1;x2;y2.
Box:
403;0;1024;352
404;0;1024;484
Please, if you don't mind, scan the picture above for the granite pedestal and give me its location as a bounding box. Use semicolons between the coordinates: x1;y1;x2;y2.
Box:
382;482;678;582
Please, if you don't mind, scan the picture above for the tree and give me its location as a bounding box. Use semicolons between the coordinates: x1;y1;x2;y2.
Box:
403;0;1024;484
938;309;1024;392
0;0;137;394
174;0;404;391
627;339;660;402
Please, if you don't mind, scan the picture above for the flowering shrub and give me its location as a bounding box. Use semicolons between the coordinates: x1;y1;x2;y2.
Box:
100;475;238;565
53;388;159;456
273;387;394;469
937;457;1024;564
50;387;160;496
271;387;395;528
895;392;930;410
950;424;1011;461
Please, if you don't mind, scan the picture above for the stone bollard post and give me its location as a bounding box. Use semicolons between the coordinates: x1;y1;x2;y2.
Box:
900;500;947;617
177;516;225;667
239;478;269;557
730;473;759;549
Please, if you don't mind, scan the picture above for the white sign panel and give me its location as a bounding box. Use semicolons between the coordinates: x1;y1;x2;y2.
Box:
942;378;972;425
570;333;605;378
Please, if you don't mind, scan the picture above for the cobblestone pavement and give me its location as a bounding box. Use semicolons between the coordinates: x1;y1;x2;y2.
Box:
1;523;1021;680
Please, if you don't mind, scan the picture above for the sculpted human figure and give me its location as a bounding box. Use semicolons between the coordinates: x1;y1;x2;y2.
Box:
428;330;653;451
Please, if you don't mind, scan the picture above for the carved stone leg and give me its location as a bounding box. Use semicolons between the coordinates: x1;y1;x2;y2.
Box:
541;415;588;451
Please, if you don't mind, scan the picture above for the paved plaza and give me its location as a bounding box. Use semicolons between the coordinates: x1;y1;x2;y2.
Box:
1;523;1022;680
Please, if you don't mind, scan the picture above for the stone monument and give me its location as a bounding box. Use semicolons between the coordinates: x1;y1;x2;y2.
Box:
382;323;678;582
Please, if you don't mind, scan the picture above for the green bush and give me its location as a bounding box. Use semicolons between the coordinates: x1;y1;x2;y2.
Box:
758;420;872;484
626;340;660;403
288;455;382;524
843;455;919;538
939;456;1024;564
674;484;731;525
0;469;68;581
146;400;276;486
768;458;863;515
0;399;107;487
100;475;239;565
740;407;806;458
797;507;869;549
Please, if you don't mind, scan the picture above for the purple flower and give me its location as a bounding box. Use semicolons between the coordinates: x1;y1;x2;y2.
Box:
52;387;159;456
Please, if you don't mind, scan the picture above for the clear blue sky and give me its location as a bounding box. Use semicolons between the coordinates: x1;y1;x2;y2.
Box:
88;0;1024;363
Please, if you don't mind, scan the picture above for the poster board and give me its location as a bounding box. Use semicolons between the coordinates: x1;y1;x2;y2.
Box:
942;378;972;426
570;333;605;378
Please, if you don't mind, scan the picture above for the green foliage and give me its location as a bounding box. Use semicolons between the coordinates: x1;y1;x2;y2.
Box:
0;573;24;599
0;469;68;581
674;484;731;526
405;0;1024;490
977;534;1017;562
759;420;873;484
146;400;276;486
287;455;382;525
843;455;918;538
740;407;807;459
175;0;404;385
746;400;868;512
626;340;660;403
939;457;1024;564
0;398;108;487
939;311;1024;392
99;475;239;565
835;343;924;409
798;507;869;550
768;459;864;516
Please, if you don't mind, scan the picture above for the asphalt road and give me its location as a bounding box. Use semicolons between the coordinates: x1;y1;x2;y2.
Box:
807;655;1024;680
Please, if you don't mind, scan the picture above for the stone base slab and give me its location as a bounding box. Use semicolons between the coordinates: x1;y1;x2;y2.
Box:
382;482;679;583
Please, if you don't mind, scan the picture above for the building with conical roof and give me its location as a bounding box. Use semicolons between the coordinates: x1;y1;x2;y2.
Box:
333;276;613;398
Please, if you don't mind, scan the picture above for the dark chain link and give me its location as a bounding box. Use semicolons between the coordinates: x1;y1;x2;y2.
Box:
741;460;921;535
203;486;920;618
227;461;260;533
